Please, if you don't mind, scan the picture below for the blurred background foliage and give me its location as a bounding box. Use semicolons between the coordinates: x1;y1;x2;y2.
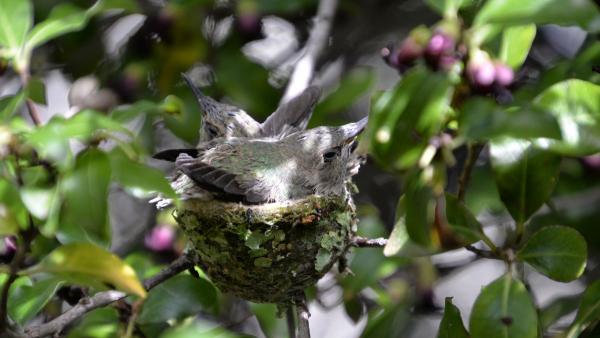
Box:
0;0;599;337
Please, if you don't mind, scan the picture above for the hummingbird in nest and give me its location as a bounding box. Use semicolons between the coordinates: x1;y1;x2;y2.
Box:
181;73;322;142
153;116;368;204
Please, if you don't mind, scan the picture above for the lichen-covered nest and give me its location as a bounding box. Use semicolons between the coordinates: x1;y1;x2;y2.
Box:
174;195;357;304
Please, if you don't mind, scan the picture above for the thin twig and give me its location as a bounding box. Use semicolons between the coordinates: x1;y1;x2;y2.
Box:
351;236;388;248
295;294;311;338
465;245;502;260
280;0;339;103
23;254;195;338
457;143;484;202
25;99;41;126
286;307;296;338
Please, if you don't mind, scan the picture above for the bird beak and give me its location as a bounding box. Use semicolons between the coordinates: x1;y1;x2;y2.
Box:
181;73;208;115
342;116;369;139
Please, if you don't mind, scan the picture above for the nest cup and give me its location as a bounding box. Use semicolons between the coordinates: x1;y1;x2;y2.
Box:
175;195;357;304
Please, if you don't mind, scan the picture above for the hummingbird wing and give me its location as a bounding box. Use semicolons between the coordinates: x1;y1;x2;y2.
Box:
175;153;270;203
260;86;321;137
152;148;199;162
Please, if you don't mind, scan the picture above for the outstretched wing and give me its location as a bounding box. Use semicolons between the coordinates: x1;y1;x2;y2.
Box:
175;153;270;203
153;148;199;162
261;86;321;137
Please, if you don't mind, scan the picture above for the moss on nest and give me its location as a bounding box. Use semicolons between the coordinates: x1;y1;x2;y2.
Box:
174;195;357;304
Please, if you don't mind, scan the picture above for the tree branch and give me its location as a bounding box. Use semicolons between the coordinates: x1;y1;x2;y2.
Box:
23;254;195;338
351;236;388;248
286;307;296;338
281;0;339;103
295;294;311;338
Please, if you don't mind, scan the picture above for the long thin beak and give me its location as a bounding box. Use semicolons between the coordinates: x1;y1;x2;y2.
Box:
342;115;369;139
181;73;209;113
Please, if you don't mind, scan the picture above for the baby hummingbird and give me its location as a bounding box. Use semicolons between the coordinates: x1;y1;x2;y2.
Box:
154;116;368;203
182;73;321;141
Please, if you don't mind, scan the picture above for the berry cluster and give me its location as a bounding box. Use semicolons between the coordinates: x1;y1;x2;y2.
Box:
382;25;514;94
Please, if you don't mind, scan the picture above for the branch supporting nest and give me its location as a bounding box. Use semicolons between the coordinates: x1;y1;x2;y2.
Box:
295;294;311;338
351;236;388;248
22;254;195;338
281;0;339;103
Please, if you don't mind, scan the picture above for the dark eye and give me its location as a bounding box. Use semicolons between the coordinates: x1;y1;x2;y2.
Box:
349;140;358;153
206;124;219;137
323;150;339;162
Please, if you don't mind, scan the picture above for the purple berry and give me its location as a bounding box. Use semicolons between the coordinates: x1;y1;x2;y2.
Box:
425;33;454;57
397;37;423;64
1;237;16;263
438;55;457;71
144;225;175;252
494;62;514;87
468;59;496;88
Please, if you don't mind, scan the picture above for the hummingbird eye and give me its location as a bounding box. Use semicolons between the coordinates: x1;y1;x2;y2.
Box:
323;149;340;162
205;123;220;137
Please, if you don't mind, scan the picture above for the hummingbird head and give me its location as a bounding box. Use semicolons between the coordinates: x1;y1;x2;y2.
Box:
200;109;261;142
182;73;261;142
290;116;368;195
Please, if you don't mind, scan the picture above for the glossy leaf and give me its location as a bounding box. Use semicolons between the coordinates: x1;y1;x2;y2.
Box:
533;79;600;156
362;302;410;338
499;25;536;69
0;178;27;233
26;3;98;50
58;149;112;247
138;275;217;324
19;186;57;220
490;139;561;224
8;278;63;325
29;242;146;298
367;68;453;170
0;0;32;57
567;280;600;338
469;274;538;338
109;149;175;199
385;192;484;256
26;77;46;104
65;307;120;338
459;97;561;141
160;321;243;338
426;0;473;16
539;295;580;330
437;297;469;338
517;226;587;282
474;0;600;32
0;92;26;120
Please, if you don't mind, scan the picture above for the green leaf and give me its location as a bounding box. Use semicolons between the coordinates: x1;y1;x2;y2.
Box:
499;25;536;69
533;79;600;156
65;307;120;338
25;3;98;50
58;149;111;247
437;297;469;338
0;92;26;120
444;193;485;244
138;275;217;324
426;0;473;17
0;178;28;233
567;280;600;338
517;226;587;282
109;148;175;199
469;274;538;338
362;302;410;338
490;139;561;224
28;242;146;298
312;68;375;123
0;0;32;57
8;278;63;325
474;0;600;32
539;295;580;330
459;97;561;141
26;77;46;104
405;180;436;248
19;186;57;220
367;68;453;170
160;320;243;338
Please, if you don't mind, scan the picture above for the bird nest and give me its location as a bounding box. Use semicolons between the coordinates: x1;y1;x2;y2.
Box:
174;195;357;304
